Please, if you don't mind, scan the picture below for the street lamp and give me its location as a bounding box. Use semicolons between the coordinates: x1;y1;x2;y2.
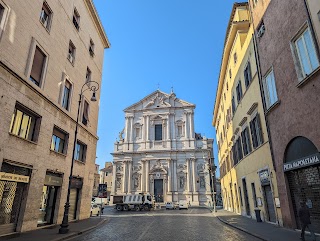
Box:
59;81;99;234
203;151;217;213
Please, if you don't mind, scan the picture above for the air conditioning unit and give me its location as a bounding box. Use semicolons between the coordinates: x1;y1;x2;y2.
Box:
257;24;265;38
68;53;73;62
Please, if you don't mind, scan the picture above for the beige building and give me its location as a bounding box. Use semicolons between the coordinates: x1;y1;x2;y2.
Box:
213;3;281;225
99;162;113;200
0;0;109;235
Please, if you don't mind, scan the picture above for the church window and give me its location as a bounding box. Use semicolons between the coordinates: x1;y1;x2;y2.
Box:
155;124;162;140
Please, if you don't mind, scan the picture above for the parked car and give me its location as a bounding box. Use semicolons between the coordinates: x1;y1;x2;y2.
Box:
165;202;175;209
178;200;188;210
90;203;100;216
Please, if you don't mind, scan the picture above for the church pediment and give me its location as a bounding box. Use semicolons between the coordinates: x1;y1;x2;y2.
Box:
124;90;195;112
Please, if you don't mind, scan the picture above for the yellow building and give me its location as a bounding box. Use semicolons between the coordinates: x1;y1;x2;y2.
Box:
212;2;282;225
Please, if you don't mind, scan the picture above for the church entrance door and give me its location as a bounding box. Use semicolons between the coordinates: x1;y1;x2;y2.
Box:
154;179;163;203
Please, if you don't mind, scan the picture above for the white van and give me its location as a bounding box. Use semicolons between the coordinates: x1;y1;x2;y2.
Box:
178;200;188;210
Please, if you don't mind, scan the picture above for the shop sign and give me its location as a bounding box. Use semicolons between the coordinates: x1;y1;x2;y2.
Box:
0;172;29;183
44;175;63;186
71;178;83;189
283;153;320;172
259;170;270;185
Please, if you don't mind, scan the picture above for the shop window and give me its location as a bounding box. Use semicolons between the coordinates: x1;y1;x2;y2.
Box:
250;114;264;149
68;41;76;64
30;46;47;87
72;8;80;30
155;124;162;141
236;81;243;103
244;61;252;87
263;69;278;109
292;27;319;80
86;67;91;83
82;100;89;126
74;140;87;162
40;2;52;31
51;126;68;154
241;127;252;156
10;103;41;142
89;39;95;57
61;79;72;111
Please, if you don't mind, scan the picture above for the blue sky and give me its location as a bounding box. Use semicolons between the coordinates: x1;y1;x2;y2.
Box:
93;0;238;175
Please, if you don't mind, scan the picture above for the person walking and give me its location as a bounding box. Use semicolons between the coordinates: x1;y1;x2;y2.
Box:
298;201;316;241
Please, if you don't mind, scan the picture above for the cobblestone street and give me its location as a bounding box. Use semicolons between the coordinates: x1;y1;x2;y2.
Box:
66;207;260;241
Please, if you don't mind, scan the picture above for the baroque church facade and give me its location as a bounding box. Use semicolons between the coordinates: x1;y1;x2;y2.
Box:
110;90;214;206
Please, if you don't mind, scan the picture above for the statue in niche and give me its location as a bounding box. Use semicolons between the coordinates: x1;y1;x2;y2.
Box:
116;178;121;189
133;164;142;172
200;177;205;188
116;163;123;172
178;163;187;170
179;176;185;189
133;174;140;189
197;163;205;172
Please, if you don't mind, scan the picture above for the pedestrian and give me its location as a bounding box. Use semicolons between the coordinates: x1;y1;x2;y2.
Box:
298;201;316;241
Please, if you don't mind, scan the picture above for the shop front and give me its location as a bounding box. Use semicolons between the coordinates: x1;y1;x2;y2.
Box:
38;172;63;226
284;136;320;233
0;161;31;235
69;177;82;221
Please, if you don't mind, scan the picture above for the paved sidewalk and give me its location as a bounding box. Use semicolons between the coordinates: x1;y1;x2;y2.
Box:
0;217;107;241
215;209;318;241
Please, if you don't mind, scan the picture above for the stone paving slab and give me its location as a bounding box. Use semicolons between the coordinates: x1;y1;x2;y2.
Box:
215;209;318;241
0;217;107;241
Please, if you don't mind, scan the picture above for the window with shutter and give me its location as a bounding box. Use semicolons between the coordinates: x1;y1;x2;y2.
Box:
30;47;46;86
82;100;89;125
51;127;68;154
244;61;252;87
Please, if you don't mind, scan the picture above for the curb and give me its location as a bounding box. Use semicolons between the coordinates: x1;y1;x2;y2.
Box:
215;215;269;241
51;218;109;241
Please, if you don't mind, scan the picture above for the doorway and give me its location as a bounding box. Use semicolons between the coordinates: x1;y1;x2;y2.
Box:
242;178;250;216
154;179;163;203
263;185;276;223
38;185;58;225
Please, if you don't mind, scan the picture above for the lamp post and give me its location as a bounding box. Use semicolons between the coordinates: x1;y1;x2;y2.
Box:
203;150;216;213
59;81;99;234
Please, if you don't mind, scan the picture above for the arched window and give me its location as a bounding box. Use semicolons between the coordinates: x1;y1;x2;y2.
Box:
284;136;318;163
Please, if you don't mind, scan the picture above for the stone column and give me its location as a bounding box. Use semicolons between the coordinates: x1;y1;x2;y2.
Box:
112;162;117;194
174;160;178;191
141;160;145;192
186;159;190;192
128;161;132;193
142;115;146;141
185;112;189;139
145;160;149;192
124;117;129;142
190;112;194;139
129;117;134;142
146;115;150;141
122;161;127;193
192;159;196;192
168;159;171;192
